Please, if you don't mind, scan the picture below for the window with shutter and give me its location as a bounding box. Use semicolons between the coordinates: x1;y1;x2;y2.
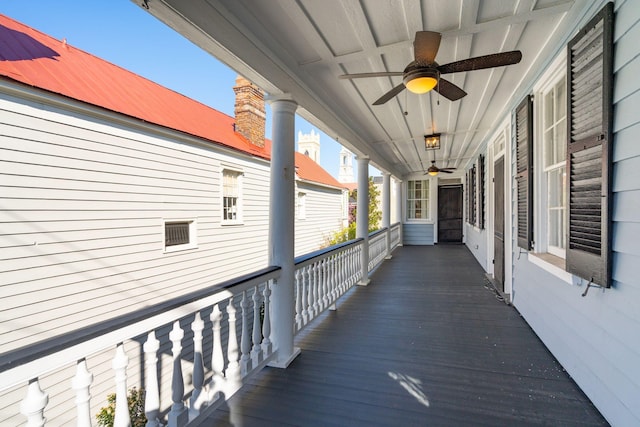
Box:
516;95;534;250
566;2;614;287
479;155;485;230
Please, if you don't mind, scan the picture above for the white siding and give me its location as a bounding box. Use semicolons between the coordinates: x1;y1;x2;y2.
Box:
294;182;343;256
505;2;640;425
0;90;270;354
403;223;434;245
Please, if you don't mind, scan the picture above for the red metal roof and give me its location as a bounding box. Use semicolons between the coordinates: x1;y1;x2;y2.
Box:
0;14;343;189
294;152;344;189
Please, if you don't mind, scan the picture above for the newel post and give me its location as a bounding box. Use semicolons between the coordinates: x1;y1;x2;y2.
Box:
267;95;301;368
356;156;370;285
382;172;392;259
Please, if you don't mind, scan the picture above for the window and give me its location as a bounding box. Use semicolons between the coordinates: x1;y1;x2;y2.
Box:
297;192;306;220
222;169;242;223
164;220;197;252
466;165;477;226
406;180;429;219
541;74;567;257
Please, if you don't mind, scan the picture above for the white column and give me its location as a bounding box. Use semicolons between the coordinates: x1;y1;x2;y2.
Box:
382;172;392;259
267;96;301;368
396;179;403;246
356;156;370;286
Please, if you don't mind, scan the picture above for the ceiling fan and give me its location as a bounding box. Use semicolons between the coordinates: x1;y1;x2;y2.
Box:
425;160;456;176
339;31;522;105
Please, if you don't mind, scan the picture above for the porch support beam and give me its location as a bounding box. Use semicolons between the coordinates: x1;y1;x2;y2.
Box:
382;172;392;259
266;95;300;368
356;156;370;286
395;179;403;246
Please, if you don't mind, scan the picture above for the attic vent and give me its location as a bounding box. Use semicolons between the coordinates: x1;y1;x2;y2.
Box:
165;222;190;246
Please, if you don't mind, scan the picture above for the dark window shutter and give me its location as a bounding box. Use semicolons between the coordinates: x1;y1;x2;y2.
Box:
566;2;614;287
516;95;533;250
479;155;485;229
471;164;477;226
465;170;470;224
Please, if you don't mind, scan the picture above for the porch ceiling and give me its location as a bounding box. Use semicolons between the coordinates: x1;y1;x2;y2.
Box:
141;0;593;178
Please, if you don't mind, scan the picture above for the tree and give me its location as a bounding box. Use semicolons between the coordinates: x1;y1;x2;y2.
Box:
327;177;382;245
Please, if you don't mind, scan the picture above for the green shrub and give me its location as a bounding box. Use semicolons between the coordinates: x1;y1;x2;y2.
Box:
96;387;146;427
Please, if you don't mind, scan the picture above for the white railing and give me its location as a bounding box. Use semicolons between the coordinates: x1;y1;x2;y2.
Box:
0;267;279;427
368;229;388;272
293;239;364;333
390;222;401;249
1;232;402;426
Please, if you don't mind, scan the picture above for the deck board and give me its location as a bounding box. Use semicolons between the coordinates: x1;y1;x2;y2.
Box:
199;245;608;426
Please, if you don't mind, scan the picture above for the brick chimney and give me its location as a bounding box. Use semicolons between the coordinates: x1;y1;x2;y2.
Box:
233;76;266;148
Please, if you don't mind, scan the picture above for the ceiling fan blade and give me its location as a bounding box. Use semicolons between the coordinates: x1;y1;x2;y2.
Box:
414;31;441;64
434;78;467;101
339;71;404;79
373;83;406;105
439;169;454;174
438;50;522;74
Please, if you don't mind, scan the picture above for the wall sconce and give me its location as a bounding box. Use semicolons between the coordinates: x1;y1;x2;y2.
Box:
424;133;440;150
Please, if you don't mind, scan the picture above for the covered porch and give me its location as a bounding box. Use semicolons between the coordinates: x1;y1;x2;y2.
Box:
202;245;606;426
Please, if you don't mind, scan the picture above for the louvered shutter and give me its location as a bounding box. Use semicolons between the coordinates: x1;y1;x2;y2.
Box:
516;95;533;250
566;2;614;287
479;155;485;230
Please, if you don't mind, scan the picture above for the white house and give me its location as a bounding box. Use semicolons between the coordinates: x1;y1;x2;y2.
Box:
0;14;346;424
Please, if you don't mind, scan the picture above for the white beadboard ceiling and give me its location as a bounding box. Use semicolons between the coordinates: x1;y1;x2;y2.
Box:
140;0;597;179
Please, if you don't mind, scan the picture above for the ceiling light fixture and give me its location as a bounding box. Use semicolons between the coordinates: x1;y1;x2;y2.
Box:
403;67;439;94
424;133;441;150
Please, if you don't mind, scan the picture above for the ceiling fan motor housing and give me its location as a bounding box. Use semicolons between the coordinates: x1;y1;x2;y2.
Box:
403;61;439;93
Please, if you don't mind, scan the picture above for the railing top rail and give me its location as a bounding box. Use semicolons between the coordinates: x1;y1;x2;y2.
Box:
0;265;281;385
368;228;387;239
294;238;364;267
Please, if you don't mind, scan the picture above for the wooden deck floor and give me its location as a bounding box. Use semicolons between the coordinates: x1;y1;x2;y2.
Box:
200;245;608;426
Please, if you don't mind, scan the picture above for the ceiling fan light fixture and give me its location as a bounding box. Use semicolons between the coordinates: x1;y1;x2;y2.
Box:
428;170;439;176
403;68;439;94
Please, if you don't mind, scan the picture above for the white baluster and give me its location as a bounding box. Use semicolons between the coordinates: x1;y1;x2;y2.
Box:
168;322;188;427
112;343;131;427
20;379;48;427
209;304;224;401
226;300;241;386
143;331;161;427
251;286;264;366
312;263;320;317
322;258;330;310
240;291;252;376
294;269;303;330
190;313;205;414
301;267;309;325
329;256;338;310
261;283;272;355
71;359;93;427
306;266;314;321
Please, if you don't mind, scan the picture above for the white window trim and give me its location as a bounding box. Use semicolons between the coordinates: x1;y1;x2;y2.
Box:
221;168;244;226
163;219;198;253
405;178;432;223
297;192;307;220
530;51;576;284
532;52;566;255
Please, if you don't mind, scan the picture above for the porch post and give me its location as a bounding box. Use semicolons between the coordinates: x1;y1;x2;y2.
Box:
382;172;392;259
266;96;300;368
395;179;403;246
356;156;370;286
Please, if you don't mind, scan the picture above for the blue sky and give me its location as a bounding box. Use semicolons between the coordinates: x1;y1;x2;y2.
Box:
1;1;370;179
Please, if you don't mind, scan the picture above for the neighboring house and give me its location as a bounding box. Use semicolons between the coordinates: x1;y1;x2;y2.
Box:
0;12;343;410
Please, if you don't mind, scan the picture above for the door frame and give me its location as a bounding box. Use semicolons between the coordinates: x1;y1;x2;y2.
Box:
487;120;513;297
